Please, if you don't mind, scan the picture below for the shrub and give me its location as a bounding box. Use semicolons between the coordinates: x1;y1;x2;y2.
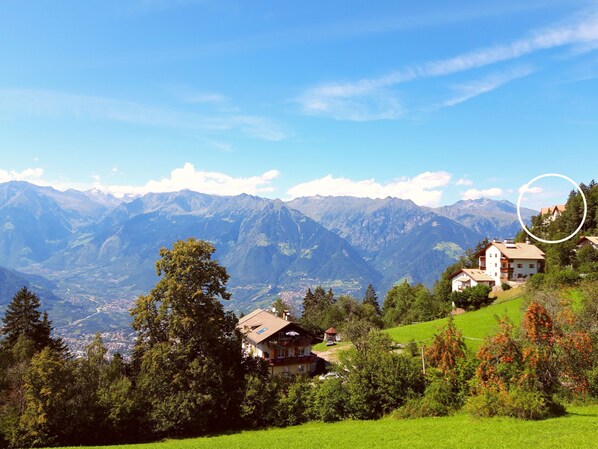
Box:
394;375;458;419
311;377;349;422
527;273;545;291
450;284;492;311
275;376;314;427
466;385;563;420
501;282;511;291
407;340;419;357
341;331;425;420
587;365;598;399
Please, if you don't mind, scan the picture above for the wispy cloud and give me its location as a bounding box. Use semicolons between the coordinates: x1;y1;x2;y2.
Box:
455;177;474;186
462;187;504;200
440;66;535;108
298;9;598;120
286;171;452;207
519;185;544;194
0;89;286;141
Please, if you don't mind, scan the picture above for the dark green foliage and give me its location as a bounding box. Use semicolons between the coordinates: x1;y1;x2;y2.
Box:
527;269;581;292
466;385;561;420
0;287;64;353
501;282;511;291
300;286;335;334
311;377;349;422
240;373;281;428
383;281;449;327
363;284;381;315
301;288;382;337
515;181;598;274
449;284;492;311
394;375;455;418
131;239;244;437
275;376;314;427
574;245;598;273
339;331;425;420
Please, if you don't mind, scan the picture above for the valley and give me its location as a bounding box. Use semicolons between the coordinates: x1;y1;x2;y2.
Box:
0;181;536;352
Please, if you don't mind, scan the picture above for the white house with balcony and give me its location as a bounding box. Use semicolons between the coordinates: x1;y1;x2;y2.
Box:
450;268;496;293
477;240;545;285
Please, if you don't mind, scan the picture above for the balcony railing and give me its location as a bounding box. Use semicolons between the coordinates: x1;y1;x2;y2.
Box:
269;355;317;366
269;337;311;347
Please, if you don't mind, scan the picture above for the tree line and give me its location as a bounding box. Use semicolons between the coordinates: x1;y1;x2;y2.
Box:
1;230;597;447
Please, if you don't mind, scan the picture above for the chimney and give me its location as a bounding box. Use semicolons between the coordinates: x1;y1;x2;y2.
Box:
283;310;290;321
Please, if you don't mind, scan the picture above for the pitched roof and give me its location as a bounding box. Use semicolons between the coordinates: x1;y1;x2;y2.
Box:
483;242;545;260
541;205;566;215
237;309;295;345
325;327;337;335
579;236;598;246
452;268;495;283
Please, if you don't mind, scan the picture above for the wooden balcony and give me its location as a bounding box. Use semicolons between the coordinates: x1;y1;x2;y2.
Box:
269;337;311;347
269;355;317;366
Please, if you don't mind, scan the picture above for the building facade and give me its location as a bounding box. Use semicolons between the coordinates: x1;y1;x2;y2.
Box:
450;268;496;292
478;240;545;285
237;309;316;376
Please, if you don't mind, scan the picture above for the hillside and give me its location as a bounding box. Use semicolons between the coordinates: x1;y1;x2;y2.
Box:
385;289;526;350
51;404;598;449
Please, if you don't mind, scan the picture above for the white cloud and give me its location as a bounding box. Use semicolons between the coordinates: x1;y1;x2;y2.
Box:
0;167;45;183
461;187;504;200
298;10;598;120
518;185;544;194
92;163;280;198
0;163;281;198
440;66;534;108
455;177;473;186
0;89;286;141
286;171;452;206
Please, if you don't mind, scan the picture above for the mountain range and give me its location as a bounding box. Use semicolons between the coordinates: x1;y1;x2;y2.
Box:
0;181;535;352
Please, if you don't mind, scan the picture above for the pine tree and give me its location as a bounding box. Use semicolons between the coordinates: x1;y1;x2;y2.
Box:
1;287;63;352
363;284;381;315
301;288;316;319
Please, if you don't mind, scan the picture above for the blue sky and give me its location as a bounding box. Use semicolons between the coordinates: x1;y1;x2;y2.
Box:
0;0;597;208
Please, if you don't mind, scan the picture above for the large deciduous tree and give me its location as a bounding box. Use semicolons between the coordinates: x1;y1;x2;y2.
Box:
130;238;243;437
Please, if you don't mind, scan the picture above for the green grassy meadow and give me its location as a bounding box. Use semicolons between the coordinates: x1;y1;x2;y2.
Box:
385;290;526;351
56;404;598;449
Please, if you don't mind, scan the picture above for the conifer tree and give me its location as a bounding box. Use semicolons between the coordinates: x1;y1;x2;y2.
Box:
363;284;381;315
1;287;64;352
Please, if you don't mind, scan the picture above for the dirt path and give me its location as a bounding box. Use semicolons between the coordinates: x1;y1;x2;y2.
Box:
312;343;351;363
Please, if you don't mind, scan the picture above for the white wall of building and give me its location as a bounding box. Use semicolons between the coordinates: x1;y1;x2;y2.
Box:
484;246;503;284
509;259;540;280
451;276;478;292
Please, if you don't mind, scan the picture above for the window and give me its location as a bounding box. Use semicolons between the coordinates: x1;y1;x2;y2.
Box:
277;349;287;359
529;264;535;268
297;347;306;356
298;365;305;372
517;264;523;268
495;263;498;267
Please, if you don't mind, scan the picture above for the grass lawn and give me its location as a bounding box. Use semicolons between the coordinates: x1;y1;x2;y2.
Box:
312;340;351;352
55;404;598;449
385;292;526;351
